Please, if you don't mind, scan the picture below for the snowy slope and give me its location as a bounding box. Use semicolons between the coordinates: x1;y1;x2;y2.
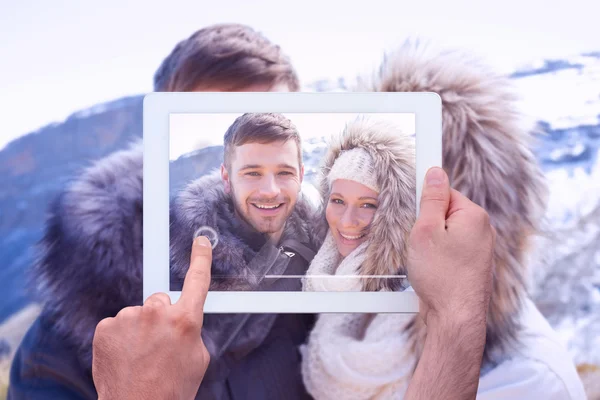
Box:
513;53;600;131
512;53;600;367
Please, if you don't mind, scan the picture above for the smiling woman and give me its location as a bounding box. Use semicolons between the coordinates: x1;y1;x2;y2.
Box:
301;117;416;293
325;153;381;258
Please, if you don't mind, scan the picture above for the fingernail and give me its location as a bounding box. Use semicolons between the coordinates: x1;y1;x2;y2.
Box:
426;167;445;187
194;236;210;247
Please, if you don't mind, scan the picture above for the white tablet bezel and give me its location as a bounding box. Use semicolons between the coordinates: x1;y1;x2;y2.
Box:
143;92;442;313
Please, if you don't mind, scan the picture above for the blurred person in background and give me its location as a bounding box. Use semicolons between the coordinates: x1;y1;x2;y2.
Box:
300;42;587;399
8;23;318;400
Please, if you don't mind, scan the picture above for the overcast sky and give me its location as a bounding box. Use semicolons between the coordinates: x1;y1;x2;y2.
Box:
169;112;415;160
1;0;599;150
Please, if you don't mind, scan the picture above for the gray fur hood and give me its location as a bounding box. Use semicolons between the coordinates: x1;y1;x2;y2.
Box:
356;40;549;366
169;169;321;290
314;117;417;292
31;139;145;367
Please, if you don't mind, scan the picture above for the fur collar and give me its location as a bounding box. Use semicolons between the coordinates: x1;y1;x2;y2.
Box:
169;170;322;290
32;140;145;367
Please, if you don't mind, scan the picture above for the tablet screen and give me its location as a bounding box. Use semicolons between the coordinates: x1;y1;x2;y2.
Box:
168;112;415;292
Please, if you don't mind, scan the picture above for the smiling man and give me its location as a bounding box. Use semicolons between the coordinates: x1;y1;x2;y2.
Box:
166;112;322;398
222;113;304;240
169;113;318;290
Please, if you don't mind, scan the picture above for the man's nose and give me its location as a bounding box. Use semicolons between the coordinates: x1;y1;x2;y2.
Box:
258;174;281;197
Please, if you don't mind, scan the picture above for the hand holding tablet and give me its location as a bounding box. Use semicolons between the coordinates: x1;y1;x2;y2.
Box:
404;167;495;400
407;166;496;329
92;236;213;400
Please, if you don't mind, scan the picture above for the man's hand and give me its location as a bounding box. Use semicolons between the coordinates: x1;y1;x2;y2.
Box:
408;166;495;328
404;167;496;400
92;236;213;400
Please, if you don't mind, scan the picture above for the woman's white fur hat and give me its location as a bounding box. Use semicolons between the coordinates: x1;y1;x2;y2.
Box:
327;147;379;193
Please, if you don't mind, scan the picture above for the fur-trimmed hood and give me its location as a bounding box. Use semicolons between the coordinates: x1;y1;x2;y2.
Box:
31;139;145;367
312;116;416;292
356;40;549;365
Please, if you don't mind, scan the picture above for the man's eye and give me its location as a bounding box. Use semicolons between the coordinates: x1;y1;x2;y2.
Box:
246;172;260;176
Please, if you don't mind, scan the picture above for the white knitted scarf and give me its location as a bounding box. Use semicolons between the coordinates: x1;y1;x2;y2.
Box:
300;229;416;399
302;230;367;292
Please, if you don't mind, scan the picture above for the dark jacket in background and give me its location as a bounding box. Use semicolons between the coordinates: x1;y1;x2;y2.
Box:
8;142;323;399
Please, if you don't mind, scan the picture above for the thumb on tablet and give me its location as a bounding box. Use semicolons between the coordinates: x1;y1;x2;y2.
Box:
178;236;212;316
417;167;450;232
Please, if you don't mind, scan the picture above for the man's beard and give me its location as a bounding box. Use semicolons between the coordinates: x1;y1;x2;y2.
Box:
230;185;293;235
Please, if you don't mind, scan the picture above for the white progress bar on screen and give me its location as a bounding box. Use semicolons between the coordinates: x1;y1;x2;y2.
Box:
265;275;408;279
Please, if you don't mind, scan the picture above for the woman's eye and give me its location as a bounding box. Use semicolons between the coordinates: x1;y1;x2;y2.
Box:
330;198;343;205
246;172;260;176
362;203;377;209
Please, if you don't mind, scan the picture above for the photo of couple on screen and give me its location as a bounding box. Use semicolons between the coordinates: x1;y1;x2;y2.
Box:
168;112;416;293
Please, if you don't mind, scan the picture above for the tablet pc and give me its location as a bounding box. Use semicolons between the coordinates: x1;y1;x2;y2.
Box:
143;92;441;313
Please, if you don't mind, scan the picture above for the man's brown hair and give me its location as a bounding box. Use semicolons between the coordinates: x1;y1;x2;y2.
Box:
153;23;300;92
223;113;302;169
